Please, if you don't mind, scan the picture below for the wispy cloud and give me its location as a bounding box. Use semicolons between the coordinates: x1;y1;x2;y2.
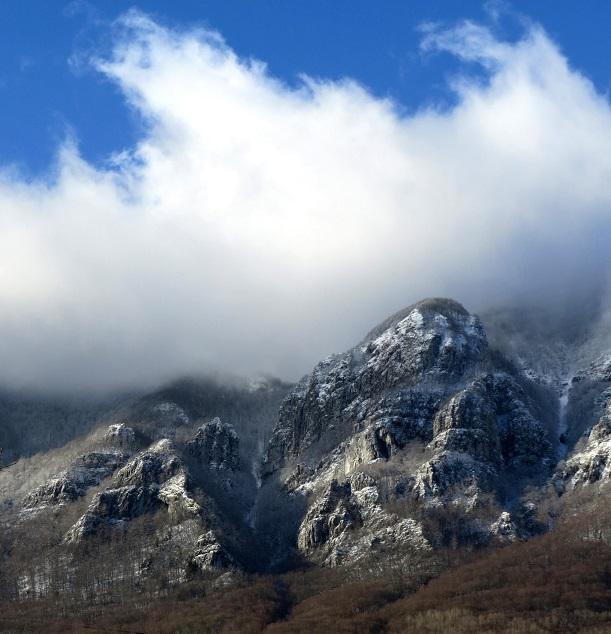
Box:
0;11;610;390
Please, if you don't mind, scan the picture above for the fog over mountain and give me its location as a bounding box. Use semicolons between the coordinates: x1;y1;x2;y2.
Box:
0;11;610;391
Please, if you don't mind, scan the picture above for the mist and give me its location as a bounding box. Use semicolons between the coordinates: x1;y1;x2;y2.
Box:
0;12;610;391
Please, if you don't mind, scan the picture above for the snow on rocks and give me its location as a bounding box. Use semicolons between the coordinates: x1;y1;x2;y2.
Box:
104;423;136;448
23;450;128;509
264;299;488;475
555;406;611;490
490;511;519;542
190;531;235;571
297;477;430;567
187;417;240;470
153;402;190;426
64;439;196;542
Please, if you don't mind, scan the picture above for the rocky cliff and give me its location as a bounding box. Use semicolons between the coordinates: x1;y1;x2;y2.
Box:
2;298;611;600
260;299;565;566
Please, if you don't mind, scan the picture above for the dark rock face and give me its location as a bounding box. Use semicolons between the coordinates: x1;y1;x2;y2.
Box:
432;380;500;464
23;450;128;508
190;531;235;571
297;480;361;552
103;423;136;448
414;373;552;503
65;440;199;542
484;374;552;469
262;298;557;564
187;417;239;470
555;402;611;489
416;373;552;501
264;299;487;474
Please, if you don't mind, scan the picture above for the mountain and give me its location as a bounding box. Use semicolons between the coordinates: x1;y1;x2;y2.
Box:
1;298;610;631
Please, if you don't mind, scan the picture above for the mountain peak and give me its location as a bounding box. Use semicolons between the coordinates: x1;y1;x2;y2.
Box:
362;297;472;343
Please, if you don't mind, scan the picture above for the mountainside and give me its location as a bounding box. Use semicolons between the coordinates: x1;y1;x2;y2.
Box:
258;298;560;569
1;298;611;630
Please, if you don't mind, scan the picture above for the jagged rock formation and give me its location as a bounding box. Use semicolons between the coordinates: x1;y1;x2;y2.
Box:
264;299;487;476
263;298;556;564
297;475;430;566
104;423;136;447
6;297;611;601
297;480;362;553
555;402;611;490
65;440;199;542
414;373;552;504
190;531;235;571
23;450;128;508
187;417;240;470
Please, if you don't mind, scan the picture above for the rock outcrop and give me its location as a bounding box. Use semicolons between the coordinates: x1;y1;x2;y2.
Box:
65;440;199;542
555;404;611;490
264;299;487;475
415;373;552;504
148;402;191;439
23;450;128;509
187;418;240;470
104;423;136;448
190;531;235;571
297;476;430;566
263;298;555;563
297;480;362;553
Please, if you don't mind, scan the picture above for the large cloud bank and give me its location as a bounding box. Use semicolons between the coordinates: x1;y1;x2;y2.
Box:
1;13;610;390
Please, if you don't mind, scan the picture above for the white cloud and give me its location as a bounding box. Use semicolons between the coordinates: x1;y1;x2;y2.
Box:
0;12;610;390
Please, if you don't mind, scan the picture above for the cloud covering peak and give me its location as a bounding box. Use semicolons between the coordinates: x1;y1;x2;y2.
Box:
1;12;610;390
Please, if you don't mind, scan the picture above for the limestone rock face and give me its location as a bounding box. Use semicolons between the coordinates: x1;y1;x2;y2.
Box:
262;298;555;564
190;531;235;571
23;450;128;508
187;418;239;470
413;452;495;501
114;439;182;487
65;440;198;542
264;299;487;475
415;373;552;503
432;380;500;464
349;391;443;466
555;405;611;490
297;480;361;552
296;477;430;567
104;423;136;448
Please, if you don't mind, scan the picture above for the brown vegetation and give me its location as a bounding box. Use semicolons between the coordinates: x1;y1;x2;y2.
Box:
2;517;610;633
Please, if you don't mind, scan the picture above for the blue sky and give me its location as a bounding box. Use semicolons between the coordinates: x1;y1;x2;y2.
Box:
1;2;611;390
1;1;610;176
